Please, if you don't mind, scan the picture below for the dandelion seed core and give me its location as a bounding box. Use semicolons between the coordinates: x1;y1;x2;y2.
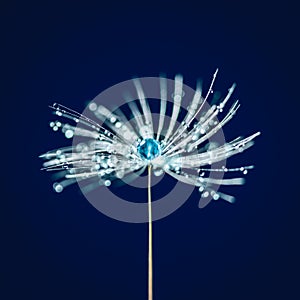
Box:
137;138;161;161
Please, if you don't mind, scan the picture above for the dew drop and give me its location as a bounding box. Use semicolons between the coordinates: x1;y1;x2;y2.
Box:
116;171;124;179
137;138;161;161
89;102;97;111
53;183;63;193
65;129;74;139
203;191;209;197
200;128;206;134
174;94;181;102
110;116;117;123
154;169;163;176
213;193;220;200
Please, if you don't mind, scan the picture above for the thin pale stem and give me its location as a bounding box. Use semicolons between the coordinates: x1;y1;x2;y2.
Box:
148;164;153;300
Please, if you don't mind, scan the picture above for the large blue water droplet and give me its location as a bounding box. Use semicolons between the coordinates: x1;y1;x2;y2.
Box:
137;138;161;161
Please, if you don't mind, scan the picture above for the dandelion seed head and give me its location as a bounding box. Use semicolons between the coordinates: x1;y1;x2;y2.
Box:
40;71;260;222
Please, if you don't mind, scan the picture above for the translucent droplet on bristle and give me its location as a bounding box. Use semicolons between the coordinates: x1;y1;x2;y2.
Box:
213;193;220;200
98;170;105;177
203;191;209;197
53;183;63;193
104;180;111;186
154;169;163;176
174;94;181;102
200;128;206;134
110;116;117;123
89;102;97;111
199;186;204;192
65;129;74;139
116;171;124;179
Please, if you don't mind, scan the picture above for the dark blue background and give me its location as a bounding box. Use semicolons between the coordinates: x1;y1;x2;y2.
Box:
2;1;298;299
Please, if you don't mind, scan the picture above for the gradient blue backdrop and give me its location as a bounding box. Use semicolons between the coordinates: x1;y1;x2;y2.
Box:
2;1;298;299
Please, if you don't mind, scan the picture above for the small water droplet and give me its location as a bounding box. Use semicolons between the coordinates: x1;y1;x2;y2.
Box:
115;122;122;128
53;183;63;193
213;193;220;200
110;116;117;123
203;191;209;197
89;102;97;111
104;180;111;186
65;129;74;139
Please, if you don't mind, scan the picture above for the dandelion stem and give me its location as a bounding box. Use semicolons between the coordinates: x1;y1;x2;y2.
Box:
148;164;153;300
